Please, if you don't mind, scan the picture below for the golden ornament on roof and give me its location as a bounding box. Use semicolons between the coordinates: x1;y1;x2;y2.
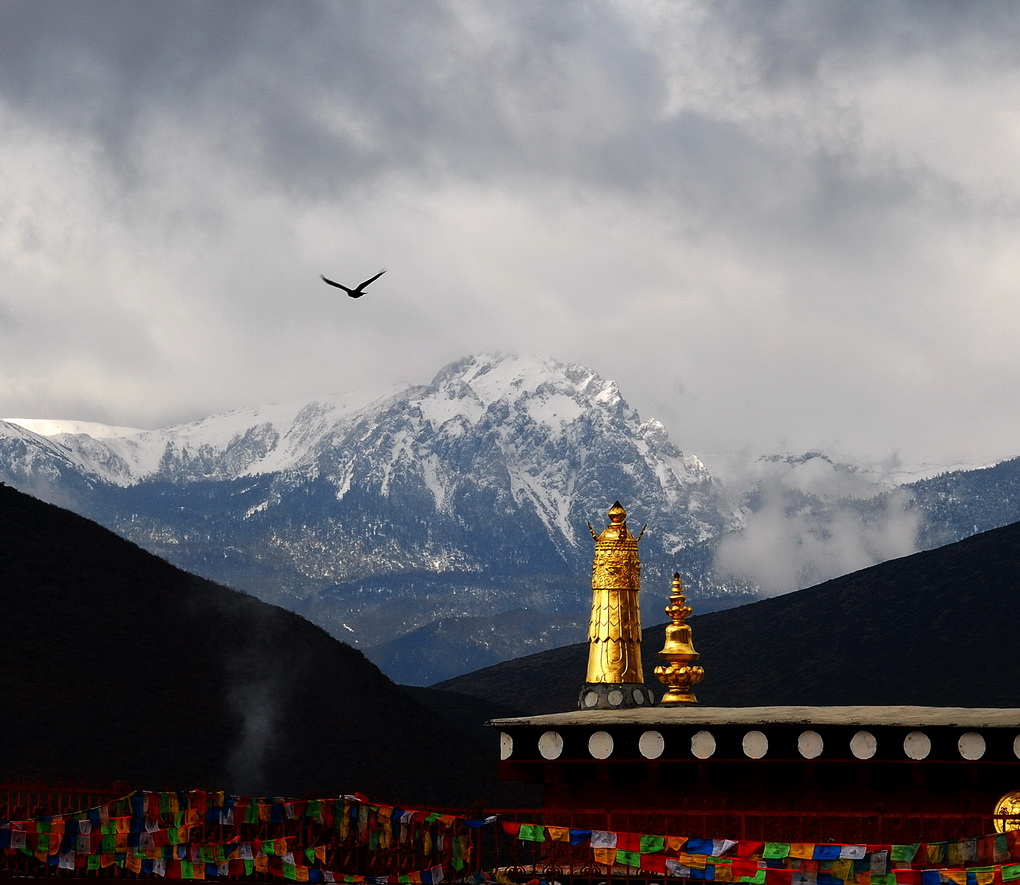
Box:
654;572;704;705
579;502;654;709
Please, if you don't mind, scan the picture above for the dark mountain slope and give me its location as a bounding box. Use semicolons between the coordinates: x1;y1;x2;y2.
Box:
437;519;1020;713
0;483;506;808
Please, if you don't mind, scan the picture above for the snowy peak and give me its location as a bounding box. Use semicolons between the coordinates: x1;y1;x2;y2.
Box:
1;352;729;569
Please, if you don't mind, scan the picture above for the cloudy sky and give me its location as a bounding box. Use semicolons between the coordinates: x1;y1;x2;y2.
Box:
3;1;1020;470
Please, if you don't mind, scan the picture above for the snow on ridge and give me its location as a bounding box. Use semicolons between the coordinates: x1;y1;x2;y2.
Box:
5;418;145;438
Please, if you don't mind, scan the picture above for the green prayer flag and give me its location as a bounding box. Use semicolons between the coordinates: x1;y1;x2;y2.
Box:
452;855;465;872
399;876;411;884
305;849;315;863
182;860;194;880
518;825;545;843
283;862;297;880
641;835;666;854
617;849;642;868
740;871;767;884
1002;864;1020;882
263;841;276;856
871;875;898;885
246;803;258;825
199;846;214;863
101;835;115;853
88;854;101;871
37;822;51;834
764;843;791;859
245;860;254;876
891;844;919;862
38;835;50;853
425;813;441;824
308;801;322;819
168;829;180;846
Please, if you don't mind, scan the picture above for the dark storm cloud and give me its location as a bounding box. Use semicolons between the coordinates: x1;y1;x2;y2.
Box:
2;0;1020;470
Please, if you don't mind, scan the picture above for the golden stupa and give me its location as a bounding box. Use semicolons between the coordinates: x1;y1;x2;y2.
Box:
578;502;654;710
654;571;704;704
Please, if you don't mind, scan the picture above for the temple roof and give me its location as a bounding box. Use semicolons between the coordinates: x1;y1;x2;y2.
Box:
490;705;1020;729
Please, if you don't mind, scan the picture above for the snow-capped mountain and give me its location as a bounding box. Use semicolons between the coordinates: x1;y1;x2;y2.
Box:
7;353;1018;685
0;353;746;682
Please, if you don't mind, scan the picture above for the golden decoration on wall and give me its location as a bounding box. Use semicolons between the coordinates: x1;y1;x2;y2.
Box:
994;791;1020;832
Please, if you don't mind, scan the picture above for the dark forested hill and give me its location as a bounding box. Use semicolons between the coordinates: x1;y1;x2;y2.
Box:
437;519;1020;713
0;482;519;808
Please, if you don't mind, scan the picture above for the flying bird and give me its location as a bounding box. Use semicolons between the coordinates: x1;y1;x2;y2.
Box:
320;269;386;298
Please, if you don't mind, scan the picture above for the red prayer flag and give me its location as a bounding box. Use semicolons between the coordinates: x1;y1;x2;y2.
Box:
617;833;642;852
641;854;668;874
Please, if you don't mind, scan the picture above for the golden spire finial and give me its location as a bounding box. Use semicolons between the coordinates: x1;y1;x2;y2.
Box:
578;502;654;710
654;572;704;705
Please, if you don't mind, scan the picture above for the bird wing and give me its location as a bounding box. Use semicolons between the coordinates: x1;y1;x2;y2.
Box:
356;269;387;290
320;274;355;295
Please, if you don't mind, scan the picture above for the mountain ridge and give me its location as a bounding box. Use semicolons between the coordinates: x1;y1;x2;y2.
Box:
4;352;1020;686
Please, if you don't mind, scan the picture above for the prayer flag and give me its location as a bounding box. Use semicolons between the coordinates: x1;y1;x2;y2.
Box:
517;825;545;842
592;830;618;849
642;853;669;874
642;835;667;854
618;849;642;868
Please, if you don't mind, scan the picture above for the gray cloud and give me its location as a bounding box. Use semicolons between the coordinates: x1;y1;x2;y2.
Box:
712;456;923;594
1;0;1019;467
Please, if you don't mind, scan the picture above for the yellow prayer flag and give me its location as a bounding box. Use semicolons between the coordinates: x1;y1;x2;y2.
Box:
255;855;269;873
667;836;688;852
593;848;616;866
126;855;143;873
942;871;967;885
831;860;853;882
975;872;994;885
547;827;571;842
790;844;816;860
680;853;708;869
314;846;327;864
296;866;310;882
276;838;288;855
